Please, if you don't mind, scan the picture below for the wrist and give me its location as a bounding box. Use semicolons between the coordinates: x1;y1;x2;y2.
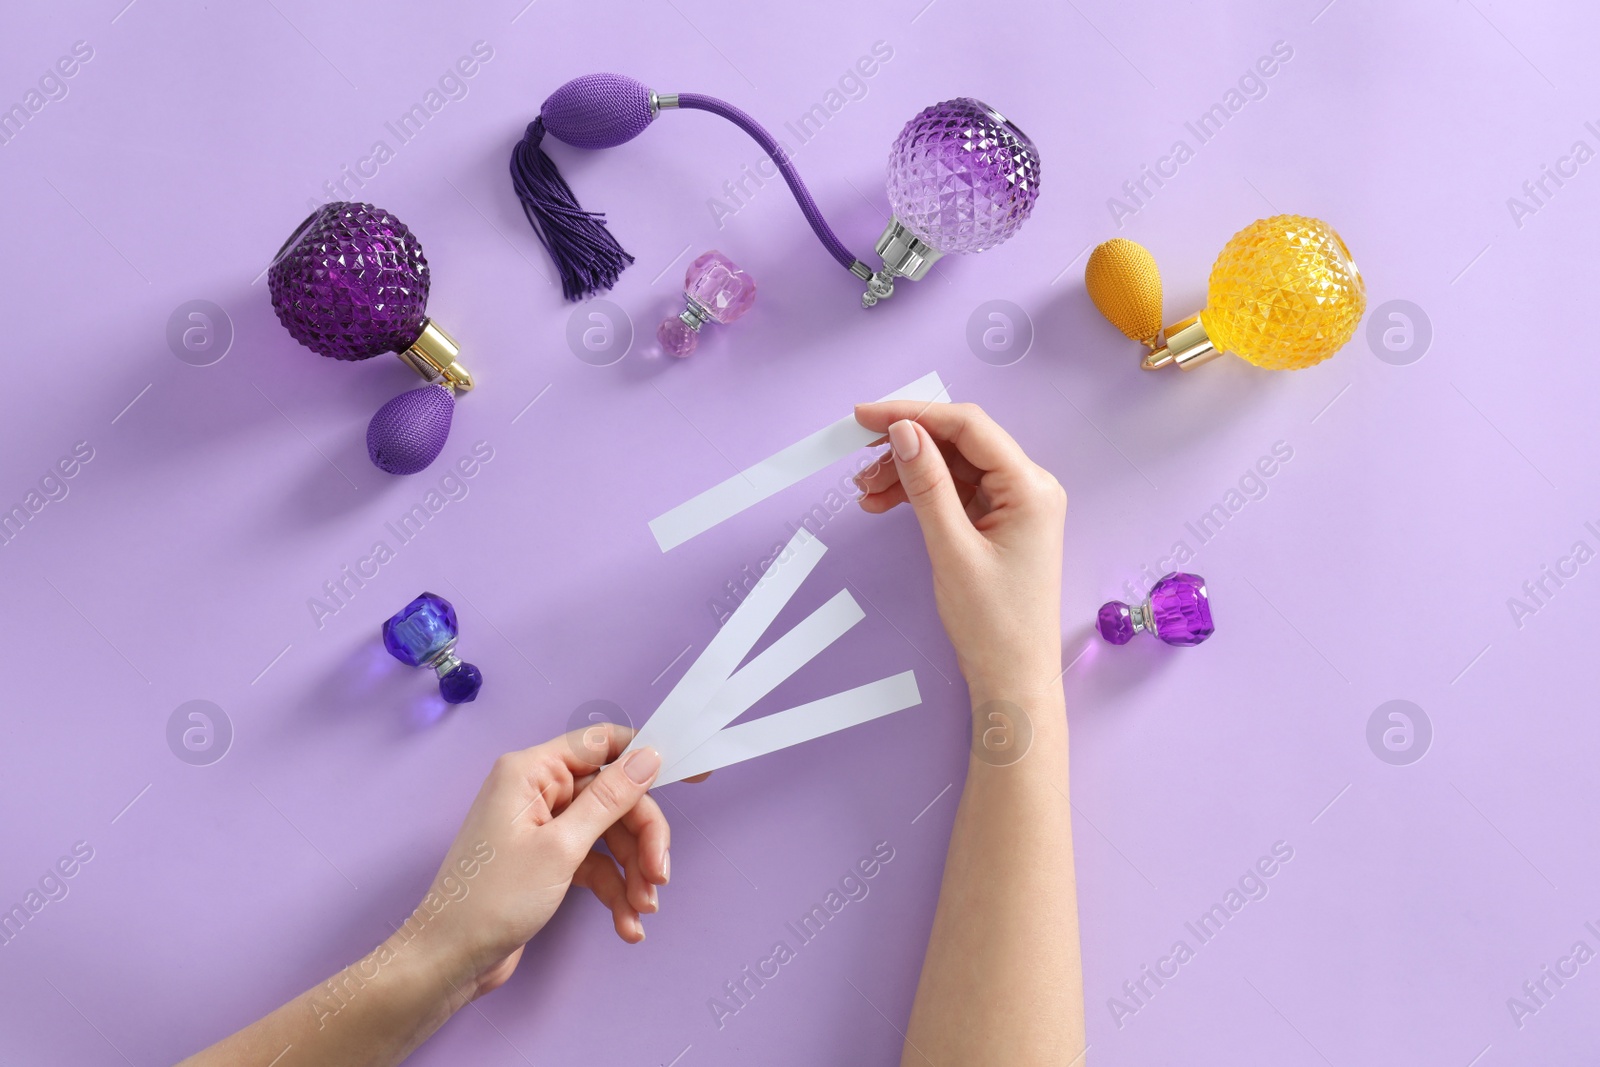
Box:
374;928;471;1024
383;896;493;1006
953;608;1062;685
375;884;496;1016
961;647;1066;707
288;929;462;1059
965;679;1067;773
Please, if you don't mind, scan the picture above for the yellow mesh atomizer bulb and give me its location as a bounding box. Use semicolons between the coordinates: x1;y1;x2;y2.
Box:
1085;216;1366;372
1085;237;1163;349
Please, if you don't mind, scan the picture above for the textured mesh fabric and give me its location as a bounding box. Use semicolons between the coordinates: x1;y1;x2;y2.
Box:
1086;238;1164;345
542;73;655;149
367;385;454;475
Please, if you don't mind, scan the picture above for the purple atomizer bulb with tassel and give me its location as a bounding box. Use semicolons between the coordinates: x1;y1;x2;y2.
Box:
509;74;1041;307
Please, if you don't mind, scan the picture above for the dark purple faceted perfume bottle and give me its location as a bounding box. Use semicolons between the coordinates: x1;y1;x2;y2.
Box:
1097;572;1214;647
268;202;475;475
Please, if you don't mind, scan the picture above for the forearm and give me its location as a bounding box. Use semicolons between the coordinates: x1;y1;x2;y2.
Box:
178;930;466;1067
902;678;1086;1067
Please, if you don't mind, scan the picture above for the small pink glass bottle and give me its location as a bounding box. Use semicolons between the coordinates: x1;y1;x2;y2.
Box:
657;250;757;357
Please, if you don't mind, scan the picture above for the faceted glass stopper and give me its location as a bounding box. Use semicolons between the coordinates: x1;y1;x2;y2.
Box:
885;98;1041;255
383;592;458;666
1096;602;1136;645
684;250;756;324
439;663;483;704
267;202;431;361
1096;572;1214;647
657;317;698;357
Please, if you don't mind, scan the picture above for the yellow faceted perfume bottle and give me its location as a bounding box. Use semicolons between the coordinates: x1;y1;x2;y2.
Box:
1086;215;1366;372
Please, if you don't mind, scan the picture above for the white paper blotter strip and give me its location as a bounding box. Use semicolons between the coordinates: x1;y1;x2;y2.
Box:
658;589;864;780
656;671;923;786
629;530;825;759
648;371;950;551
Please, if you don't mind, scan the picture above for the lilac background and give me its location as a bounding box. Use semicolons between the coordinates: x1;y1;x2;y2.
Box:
1;1;1596;1064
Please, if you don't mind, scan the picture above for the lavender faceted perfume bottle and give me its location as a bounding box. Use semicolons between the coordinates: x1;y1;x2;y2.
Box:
862;99;1042;307
268;202;475;475
383;592;483;704
1097;572;1214;647
657;250;757;357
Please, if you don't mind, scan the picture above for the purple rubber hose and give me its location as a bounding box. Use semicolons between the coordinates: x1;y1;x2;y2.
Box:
676;93;862;274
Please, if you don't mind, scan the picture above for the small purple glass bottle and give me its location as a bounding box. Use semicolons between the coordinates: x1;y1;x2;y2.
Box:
1097;572;1214;647
268;202;475;475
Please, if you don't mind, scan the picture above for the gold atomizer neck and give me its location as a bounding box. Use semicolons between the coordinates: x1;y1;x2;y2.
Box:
1142;313;1226;371
395;319;474;391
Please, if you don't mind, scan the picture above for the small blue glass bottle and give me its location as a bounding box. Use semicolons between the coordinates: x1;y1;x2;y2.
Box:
382;592;483;703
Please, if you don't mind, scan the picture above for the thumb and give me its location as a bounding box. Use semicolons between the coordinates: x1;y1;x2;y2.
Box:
554;747;661;857
887;419;971;557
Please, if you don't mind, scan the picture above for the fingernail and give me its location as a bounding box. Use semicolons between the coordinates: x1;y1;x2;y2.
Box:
648;885;659;911
624;747;661;784
888;420;920;463
662;849;671;884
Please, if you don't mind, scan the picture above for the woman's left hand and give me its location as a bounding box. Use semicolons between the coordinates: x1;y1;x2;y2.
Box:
408;724;670;1001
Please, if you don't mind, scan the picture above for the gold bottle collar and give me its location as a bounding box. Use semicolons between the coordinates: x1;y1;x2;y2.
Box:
1142;313;1226;372
396;319;474;392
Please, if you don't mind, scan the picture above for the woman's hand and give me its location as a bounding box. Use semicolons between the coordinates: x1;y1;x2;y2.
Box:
409;724;669;1002
855;401;1086;1067
178;724;672;1067
853;401;1067;696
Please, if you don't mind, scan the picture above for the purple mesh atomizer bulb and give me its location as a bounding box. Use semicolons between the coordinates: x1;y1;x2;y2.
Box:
267;202;475;475
1097;572;1215;647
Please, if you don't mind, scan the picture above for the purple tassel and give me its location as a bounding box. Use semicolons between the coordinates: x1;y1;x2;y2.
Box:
510;116;634;302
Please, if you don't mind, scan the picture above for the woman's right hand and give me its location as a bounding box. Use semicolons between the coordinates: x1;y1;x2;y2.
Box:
853;403;1086;1067
852;401;1067;699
